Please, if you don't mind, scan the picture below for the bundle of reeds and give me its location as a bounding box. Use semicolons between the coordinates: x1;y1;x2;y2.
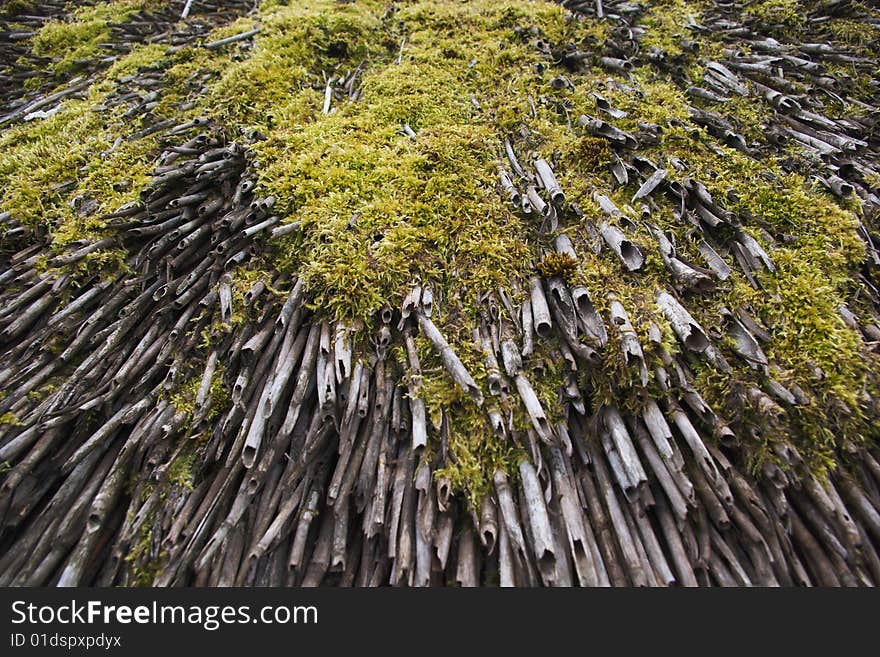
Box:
0;0;879;587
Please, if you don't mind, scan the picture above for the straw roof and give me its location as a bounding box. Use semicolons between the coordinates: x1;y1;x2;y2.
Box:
1;0;879;586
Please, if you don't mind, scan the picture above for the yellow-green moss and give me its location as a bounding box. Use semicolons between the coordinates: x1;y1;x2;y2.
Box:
638;0;705;59
538;252;578;283
0;412;23;427
168;365;229;425
125;505;162;586
31;0;161;77
745;0;806;30
236;0;589;322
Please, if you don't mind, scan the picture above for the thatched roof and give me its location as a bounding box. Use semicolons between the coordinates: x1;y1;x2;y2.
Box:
0;0;879;586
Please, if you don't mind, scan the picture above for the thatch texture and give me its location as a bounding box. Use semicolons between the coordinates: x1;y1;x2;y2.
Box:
1;0;879;586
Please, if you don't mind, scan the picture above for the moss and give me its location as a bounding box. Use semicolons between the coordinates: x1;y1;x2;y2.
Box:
102;42;168;78
827;18;877;43
0;412;23;427
125;505;163;587
558;135;612;175
638;0;706;59
125;438;199;585
745;0;806;30
168;364;229;425
720;94;773;143
0;30;236;277
0;98;104;228
166;448;197;491
527;1;878;474
0;1;31;18
244;0;579;322
416;311;526;507
26;380;58;403
676;150;873;471
537;252;578;283
0;50;158;232
31;0;160;77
